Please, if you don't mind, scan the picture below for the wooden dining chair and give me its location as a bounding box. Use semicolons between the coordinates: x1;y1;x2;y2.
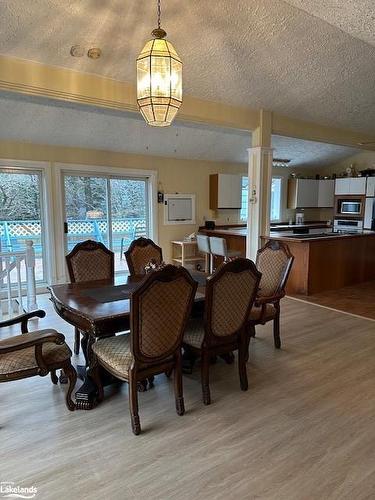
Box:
247;240;294;351
66;240;114;355
91;265;197;435
0;310;76;411
125;237;163;276
183;258;261;405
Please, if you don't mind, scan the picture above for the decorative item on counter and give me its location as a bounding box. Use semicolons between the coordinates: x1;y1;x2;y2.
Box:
296;212;305;225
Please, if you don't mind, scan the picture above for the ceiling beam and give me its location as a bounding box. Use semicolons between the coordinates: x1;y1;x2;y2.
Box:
0;55;258;132
272;113;375;152
0;55;374;150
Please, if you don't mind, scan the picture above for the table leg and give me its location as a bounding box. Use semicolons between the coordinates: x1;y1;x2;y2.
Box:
74;333;97;410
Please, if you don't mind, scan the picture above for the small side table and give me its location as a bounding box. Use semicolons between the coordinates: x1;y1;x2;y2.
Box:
171;240;205;269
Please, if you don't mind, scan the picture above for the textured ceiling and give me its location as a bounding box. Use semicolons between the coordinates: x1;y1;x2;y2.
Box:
0;0;374;134
284;0;375;47
0;92;361;168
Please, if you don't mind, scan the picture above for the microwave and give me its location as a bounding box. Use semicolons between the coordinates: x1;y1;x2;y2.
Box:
339;200;362;215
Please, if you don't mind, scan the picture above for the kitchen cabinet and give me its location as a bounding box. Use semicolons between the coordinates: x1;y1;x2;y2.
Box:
317;179;335;207
366;177;375;197
209;174;242;209
287;179;318;208
364;198;375;229
288;179;335;208
335;177;366;195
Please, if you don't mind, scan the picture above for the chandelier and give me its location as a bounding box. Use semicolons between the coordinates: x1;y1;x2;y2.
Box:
136;0;182;127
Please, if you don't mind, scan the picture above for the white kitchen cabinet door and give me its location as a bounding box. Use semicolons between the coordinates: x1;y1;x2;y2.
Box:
364;198;375;229
335;178;350;195
366;177;375;197
296;179;319;207
349;177;366;195
217;174;241;209
318;179;335;207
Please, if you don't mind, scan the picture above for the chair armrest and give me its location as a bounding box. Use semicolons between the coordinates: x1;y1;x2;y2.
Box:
0;329;65;354
255;292;285;306
0;310;46;333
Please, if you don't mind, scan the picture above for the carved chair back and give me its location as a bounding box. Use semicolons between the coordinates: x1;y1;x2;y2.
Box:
130;265;197;364
204;258;261;343
125;237;163;276
256;240;294;298
66;240;114;283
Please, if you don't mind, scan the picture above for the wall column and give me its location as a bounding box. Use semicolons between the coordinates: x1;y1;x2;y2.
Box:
246;110;273;260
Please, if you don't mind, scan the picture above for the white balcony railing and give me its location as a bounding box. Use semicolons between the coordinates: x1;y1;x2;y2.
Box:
0;240;37;318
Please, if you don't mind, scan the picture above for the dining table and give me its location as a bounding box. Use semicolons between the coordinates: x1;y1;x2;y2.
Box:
48;272;207;409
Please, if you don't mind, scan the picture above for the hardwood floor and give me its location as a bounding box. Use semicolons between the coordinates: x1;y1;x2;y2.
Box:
2;294;375;499
292;280;375;320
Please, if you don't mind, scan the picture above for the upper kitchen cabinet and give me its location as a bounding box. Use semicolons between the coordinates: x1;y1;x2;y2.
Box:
209;174;242;209
317;179;335;207
335;177;366;195
288;179;335;209
366;177;375;197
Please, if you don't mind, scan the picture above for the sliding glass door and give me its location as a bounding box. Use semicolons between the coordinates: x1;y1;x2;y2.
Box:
63;173;149;273
0;169;47;283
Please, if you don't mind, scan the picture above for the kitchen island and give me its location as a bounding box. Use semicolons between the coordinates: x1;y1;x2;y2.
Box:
262;231;375;295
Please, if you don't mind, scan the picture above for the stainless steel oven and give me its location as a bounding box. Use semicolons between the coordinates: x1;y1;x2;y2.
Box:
333;219;363;232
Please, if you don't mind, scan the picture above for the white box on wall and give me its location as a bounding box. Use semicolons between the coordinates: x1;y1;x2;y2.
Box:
163;194;196;225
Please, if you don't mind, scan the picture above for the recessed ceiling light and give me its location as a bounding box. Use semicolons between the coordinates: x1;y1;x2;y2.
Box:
70;45;84;57
87;47;102;59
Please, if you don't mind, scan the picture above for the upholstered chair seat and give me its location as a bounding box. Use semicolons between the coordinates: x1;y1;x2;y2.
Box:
0;310;77;411
183;319;205;349
0;331;72;376
248;304;277;322
92;334;133;379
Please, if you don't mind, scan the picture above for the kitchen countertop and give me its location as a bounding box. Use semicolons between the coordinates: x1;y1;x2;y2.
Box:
199;227;247;237
199;222;332;238
265;230;375;242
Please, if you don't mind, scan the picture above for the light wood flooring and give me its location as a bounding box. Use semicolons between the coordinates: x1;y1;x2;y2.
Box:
292;280;375;320
2;295;375;500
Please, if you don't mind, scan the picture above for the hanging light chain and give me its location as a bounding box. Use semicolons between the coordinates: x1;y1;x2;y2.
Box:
157;0;161;29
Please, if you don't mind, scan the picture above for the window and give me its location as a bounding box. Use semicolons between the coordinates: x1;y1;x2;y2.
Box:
240;176;248;221
240;175;282;222
270;177;282;222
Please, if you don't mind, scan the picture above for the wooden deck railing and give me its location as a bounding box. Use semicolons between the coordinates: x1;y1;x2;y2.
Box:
0;240;37;317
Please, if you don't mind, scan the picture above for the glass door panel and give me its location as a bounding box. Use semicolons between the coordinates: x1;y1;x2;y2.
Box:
0;170;46;283
62;173;150;274
109;178;148;272
64;175;109;252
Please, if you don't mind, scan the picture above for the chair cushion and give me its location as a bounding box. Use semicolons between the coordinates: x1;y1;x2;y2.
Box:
0;335;72;375
183;318;205;349
248;304;277;322
92;334;133;378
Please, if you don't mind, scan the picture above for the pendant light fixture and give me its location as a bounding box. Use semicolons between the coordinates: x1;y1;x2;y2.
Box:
136;0;182;127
